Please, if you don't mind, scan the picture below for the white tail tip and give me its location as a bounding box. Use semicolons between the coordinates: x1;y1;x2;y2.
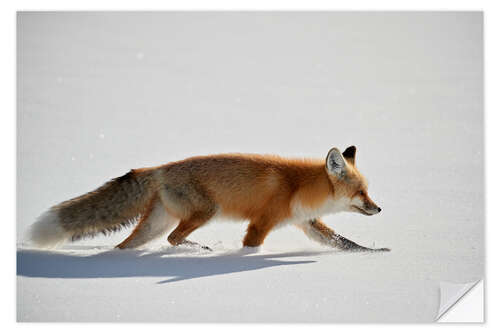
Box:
28;210;69;249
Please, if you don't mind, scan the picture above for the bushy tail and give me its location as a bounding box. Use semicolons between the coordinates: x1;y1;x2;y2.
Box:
28;169;156;248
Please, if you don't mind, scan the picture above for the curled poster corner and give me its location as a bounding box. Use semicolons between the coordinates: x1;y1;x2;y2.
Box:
437;280;483;322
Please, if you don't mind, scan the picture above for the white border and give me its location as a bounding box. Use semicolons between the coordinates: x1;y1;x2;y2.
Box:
5;1;490;11
4;0;496;331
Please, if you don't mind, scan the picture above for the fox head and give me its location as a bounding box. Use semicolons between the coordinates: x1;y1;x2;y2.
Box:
325;146;381;216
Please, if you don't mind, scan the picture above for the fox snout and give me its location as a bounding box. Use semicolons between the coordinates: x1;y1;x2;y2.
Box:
351;204;381;216
350;191;381;216
364;204;382;215
360;197;381;215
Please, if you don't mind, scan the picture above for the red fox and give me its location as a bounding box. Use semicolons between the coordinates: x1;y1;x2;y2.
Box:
28;146;389;252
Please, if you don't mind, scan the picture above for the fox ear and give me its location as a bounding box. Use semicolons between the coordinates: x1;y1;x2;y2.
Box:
326;147;347;178
342;146;356;165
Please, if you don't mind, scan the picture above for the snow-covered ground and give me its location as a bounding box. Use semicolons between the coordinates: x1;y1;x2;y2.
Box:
16;12;483;322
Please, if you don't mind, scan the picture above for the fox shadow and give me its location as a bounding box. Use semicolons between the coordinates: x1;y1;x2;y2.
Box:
16;247;328;284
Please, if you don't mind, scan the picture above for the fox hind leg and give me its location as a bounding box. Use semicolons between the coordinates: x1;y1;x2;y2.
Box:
160;183;216;250
167;210;215;250
116;196;179;249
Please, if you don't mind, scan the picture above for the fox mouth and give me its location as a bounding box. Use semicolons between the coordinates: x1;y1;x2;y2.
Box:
351;205;374;216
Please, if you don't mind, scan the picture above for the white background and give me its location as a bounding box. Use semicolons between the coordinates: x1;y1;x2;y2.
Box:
2;0;496;330
16;10;483;322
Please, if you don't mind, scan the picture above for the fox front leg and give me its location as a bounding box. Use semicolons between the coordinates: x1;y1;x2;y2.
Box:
299;219;390;252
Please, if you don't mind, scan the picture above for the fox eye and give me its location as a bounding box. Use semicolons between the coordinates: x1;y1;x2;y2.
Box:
358;190;365;196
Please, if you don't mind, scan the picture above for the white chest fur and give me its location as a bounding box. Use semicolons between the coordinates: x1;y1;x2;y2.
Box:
282;196;350;226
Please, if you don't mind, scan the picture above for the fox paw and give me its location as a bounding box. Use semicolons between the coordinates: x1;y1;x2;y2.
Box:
372;247;391;252
180;240;212;251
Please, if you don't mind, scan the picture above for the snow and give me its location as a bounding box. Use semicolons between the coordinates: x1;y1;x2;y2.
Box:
17;12;483;322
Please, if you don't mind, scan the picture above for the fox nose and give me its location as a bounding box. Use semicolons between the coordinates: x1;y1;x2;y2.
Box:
377;207;382;212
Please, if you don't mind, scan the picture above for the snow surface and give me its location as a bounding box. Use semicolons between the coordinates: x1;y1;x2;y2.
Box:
16;12;483;322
